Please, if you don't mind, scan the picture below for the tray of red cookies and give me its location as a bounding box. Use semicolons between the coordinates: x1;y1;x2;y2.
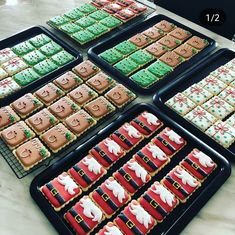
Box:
154;48;235;160
30;103;230;235
0;60;137;178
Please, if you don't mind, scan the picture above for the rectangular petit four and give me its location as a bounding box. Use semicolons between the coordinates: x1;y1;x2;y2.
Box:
96;222;124;235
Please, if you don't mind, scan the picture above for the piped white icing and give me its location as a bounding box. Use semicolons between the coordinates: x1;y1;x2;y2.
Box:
104;138;122;156
83;156;102;175
123;123;141;138
142;112;159;126
105;179;126;203
164;129;183;144
57;174;78;195
147;143;167;161
174;167;198;187
104;225;123;235
193;150;214;168
127;161;148;183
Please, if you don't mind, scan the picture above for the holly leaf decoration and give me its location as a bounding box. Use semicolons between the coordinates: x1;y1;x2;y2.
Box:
24;129;31;138
71;103;78;111
9;114;15;123
49;116;56;125
65;132;72;141
33;99;39;106
56;89;62;96
40;148;47;158
87;117;94;124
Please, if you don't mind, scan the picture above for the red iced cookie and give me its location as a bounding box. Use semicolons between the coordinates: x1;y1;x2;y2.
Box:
104;3;123;14
97;222;124;235
115;8;135;21
91;0;113;8
129;2;147;14
116;0;134;7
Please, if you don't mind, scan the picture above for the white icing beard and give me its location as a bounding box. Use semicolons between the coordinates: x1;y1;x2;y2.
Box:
123;123;141;138
104;225;123;235
193;150;214;168
104;138;122;156
57;174;78;195
105;179;125;203
147;143;167;161
127;161;148;183
142;112;159;126
83;156;102;175
174;168;198;187
164;129;183;144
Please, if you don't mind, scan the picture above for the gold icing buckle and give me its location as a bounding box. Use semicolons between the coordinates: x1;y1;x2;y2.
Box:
75;214;83;223
120;135;126;141
78;169;85;176
140;122;145;128
99;151;106;157
150;199;158;208
126;220;134;229
192;162;199;170
51;188;58;196
162;139;168;146
124;173;131;182
143;156;149;163
102;193;109;201
173;181;180;189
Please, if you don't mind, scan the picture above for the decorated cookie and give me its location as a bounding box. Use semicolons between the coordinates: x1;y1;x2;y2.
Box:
159;51;183;68
63;7;85;20
75;16;96;28
64;109;96;136
0;68;8;80
134;142;170;174
174;43;197;59
87;23;109;37
34;83;64;106
89;9;109;20
115;8;135;21
143;27;164;41
29;34;51;48
205;120;235;148
78;3;97;14
129;2;147;14
139;181;178;221
116;0;134;7
226;113;235;128
0;48;17;64
72;60;100;80
145;42;168;58
26;108;59;134
48;15;70;27
91;0;113;8
131;111;162;136
128;33;151;48
59;23;83;34
33;59;58;76
90;136;125;167
40;123;76;152
147;60;173;79
104;3;122;14
51;50;75;67
162;165;200;202
114;41;138;56
166;92;196;115
114;58;139;76
202;96;233;119
40;41;62;57
99;15;122;29
91;177;130;217
154;20;175;32
2;57;28;76
22;50;46;66
211;66;235;84
169;27;192;41
5;77;20;91
1;121;35;149
14;138;50;170
0;78;14;98
129;49;154;66
84;96;115;120
186;36;208;50
113;159;151;195
158;35;181;50
72;30;95;45
218;86;235;106
68;155;106;190
41;172;81;211
230;80;235;88
86;72;114;94
54;71;82;92
225;58;235;71
0;106;20;130
185;106;217;131
152;127;186;156
11;93;43;118
180;149;217;181
12;41;35;56
100;48;124;65
48;97;79;120
97;222;124;235
114;200;155;234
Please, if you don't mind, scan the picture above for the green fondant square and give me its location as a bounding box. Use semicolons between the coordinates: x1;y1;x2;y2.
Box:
29;34;51;48
129;49;154;66
59;23;83;34
63;8;85;20
147;60;173;78
72;30;95;44
114;41;138;56
13;68;41;86
40;41;63;57
114;58;139;75
51;51;75;66
48;15;69;27
75;16;96;28
33;59;58;76
22;50;46;66
12;41;35;56
78;3;97;14
87;23;109;37
89;10;109;21
100;48;124;65
100;16;122;28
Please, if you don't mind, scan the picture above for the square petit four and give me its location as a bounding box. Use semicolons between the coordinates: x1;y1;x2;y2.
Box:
29;34;51;48
154;20;175;32
22;50;46;66
129;49;154;67
99;15;122;29
63;7;85;20
169;27;192;41
225;58;235;71
59;23;83;35
75;16;96;28
0;48;17;64
211;66;235;84
0;106;20;130
48;15;70;27
100;48;124;65
51;50;75;67
114;41;138;56
72;30;95;45
158;35;181;50
114;58;139;76
0;68;8;80
145;43;168;58
2;57;28;76
143;27;164;41
91;177;130;217
41;172;81;211
174;43;197;59
128;33;151;48
97;222;123;235
40;41;62;57
186;36;209;50
89;9;109;21
11;41;35;56
147;60;173;79
159;51;183;68
78;3;97;14
13;68;40;86
225;113;235;128
206;120;235;148
87;23;109;37
68;155;106;191
33;59;58;76
0;79;13;98
218;86;235;107
13;138;51;170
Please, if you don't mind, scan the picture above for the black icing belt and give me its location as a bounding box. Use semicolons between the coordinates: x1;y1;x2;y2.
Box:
155;136;176;153
118;213;143;235
184;158;207;178
46;182;65;206
136;151;158;171
143;194;167;218
118;168;139;190
132;118;152;134
69;208;90;233
165;175;189;198
73;165;92;185
113;130;133;148
95;187;118;212
94;146;113;165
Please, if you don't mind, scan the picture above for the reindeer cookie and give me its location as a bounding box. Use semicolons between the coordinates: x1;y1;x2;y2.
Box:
97;222;124;235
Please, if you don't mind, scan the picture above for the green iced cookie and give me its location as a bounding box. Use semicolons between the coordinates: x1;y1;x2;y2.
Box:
63;8;85;20
114;58;139;75
87;23;109;37
72;30;95;44
48;15;69;27
78;3;97;14
100;48;124;64
100;16;122;28
51;51;75;66
75;16;96;28
29;34;51;48
13;68;41;86
40;41;63;57
129;50;154;66
33;59;58;76
12;41;35;56
114;41;138;56
147;60;173;78
89;10;109;21
22;50;46;66
131;69;158;88
59;23;83;34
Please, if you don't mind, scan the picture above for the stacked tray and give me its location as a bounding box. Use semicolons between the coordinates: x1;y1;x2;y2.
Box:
30;104;230;235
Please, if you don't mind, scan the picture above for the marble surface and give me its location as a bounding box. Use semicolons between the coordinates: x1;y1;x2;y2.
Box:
0;1;235;235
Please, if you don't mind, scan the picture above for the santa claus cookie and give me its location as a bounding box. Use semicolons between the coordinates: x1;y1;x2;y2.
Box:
162;166;200;202
90;137;125;168
152;127;186;156
114;200;156;235
97;222;124;235
91;177;130;217
68;155;106;191
180;149;217;181
41;172;81;211
130;111;162;136
111;123;143;151
139;181;178;222
113;159;151;195
134;142;170;175
64;196;104;235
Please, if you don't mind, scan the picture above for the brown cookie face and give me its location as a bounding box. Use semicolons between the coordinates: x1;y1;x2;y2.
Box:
129;33;151;47
0;106;19;129
48;97;79;120
143;27;164;40
64;110;96;135
145;43;168;58
26;108;58;133
84;97;115;119
158;35;181;50
154;20;175;32
35;83;64;105
86;72;113;93
186;36;208;50
174;44;196;59
15;138;50;169
72;61;100;80
169;27;191;41
68;84;97;106
54;71;82;92
159;51;183;67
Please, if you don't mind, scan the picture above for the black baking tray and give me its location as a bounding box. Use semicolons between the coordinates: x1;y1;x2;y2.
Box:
154;48;235;161
88;14;216;95
0;26;83;106
30;103;231;235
